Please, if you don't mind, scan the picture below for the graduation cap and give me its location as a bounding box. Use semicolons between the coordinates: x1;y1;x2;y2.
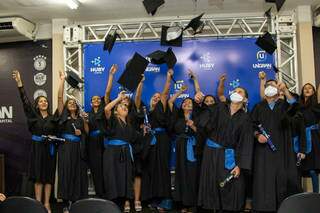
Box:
66;71;83;89
143;0;165;16
161;26;183;47
103;31;121;53
265;0;286;12
184;13;205;34
255;31;277;54
147;47;177;68
264;7;272;18
272;65;279;73
117;52;149;92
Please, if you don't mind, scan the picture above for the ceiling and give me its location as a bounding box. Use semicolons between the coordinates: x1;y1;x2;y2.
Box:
0;0;319;23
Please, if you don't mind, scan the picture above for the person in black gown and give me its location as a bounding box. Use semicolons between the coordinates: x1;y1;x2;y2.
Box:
298;83;320;193
198;87;254;213
103;91;142;211
251;79;302;213
141;69;173;211
85;64;118;198
12;70;58;213
168;85;200;213
57;72;88;213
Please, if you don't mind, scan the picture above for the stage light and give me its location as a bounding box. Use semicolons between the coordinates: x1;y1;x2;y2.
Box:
66;0;80;10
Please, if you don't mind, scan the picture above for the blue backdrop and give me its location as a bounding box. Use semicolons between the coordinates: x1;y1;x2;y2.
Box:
83;38;275;111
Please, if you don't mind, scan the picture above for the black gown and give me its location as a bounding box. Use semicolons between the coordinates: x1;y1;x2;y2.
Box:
103;114;140;201
87;103;106;197
141;101;171;201
299;103;320;174
18;86;57;184
169;105;200;207
57;109;87;201
251;99;302;212
198;102;254;211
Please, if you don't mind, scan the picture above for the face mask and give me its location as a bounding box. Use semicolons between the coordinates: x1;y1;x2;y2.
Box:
230;92;244;103
264;86;278;97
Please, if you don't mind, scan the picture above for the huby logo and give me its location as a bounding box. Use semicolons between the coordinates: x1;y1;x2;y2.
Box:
253;50;272;69
90;57;105;74
0;106;13;123
228;79;241;95
200;52;215;70
257;51;267;62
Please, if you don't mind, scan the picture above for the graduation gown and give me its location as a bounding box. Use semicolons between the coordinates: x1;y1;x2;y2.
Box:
103;114;140;200
57;109;87;201
198;102;254;211
18;86;57;184
251;99;302;212
141;101;171;201
299;103;320;174
169;105;200;207
87;103;106;197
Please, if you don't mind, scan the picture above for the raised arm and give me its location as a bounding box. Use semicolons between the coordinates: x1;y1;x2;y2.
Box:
259;71;267;100
279;82;294;102
168;85;188;112
217;74;227;102
104;91;126;119
160;69;173;111
135;74;145;110
188;69;201;93
104;64;118;105
57;71;65;115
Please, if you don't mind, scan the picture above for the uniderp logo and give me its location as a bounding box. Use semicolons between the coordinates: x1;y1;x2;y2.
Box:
257;51;267;62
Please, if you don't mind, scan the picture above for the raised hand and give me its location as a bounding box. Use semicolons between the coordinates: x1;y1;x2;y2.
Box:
110;64;118;75
12;70;22;84
188;69;196;79
167;69;174;78
140;74;145;82
219;74;227;82
180;85;188;92
117;91;127;100
259;71;266;80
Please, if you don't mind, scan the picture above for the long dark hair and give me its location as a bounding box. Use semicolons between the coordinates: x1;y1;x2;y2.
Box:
300;83;317;107
202;95;216;107
178;97;194;119
64;98;80;116
113;102;131;127
33;95;51;115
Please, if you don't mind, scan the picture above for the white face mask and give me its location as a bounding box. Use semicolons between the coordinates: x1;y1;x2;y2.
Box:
264;86;278;97
230;92;244;103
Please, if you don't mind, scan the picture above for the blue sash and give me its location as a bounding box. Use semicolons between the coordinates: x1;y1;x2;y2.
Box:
170;139;176;170
186;136;197;162
150;128;166;145
104;139;134;161
61;134;81;143
89;129;102;137
206;139;236;170
32;135;55;157
293;124;319;154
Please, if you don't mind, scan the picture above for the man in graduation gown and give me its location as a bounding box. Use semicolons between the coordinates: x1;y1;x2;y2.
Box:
251;80;302;212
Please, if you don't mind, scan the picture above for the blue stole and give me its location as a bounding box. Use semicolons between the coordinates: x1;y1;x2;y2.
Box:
206;139;236;170
32;135;55;156
150;128;166;145
89;129;102;137
293;124;319;154
61;134;81;143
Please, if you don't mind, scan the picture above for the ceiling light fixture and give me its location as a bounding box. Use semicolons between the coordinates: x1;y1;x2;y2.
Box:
66;0;80;10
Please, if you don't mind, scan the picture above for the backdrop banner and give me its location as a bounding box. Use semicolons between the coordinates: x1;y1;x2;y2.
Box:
84;38;275;111
0;40;52;195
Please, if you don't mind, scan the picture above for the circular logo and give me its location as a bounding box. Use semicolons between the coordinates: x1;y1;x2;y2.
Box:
33;89;47;100
34;73;47;86
33;55;47;71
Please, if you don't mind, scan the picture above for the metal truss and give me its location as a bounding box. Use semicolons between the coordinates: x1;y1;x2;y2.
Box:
63;13;298;99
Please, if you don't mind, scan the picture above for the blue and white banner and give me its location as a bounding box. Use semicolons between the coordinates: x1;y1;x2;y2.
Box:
83;38;275;111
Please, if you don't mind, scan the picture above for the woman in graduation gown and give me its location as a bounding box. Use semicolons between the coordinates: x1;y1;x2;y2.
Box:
103;91;141;210
86;64;118;197
57;72;88;212
12;70;58;213
198;87;254;213
141;69;173;209
251;79;302;212
298;83;320;193
168;85;200;213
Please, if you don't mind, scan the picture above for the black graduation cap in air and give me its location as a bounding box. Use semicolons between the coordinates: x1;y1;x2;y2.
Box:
255;31;277;54
143;0;165;16
272;65;279;73
103;31;121;53
184;13;205;34
264;7;272;18
66;71;84;89
161;26;183;47
147;47;177;68
117;52;149;92
265;0;286;12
